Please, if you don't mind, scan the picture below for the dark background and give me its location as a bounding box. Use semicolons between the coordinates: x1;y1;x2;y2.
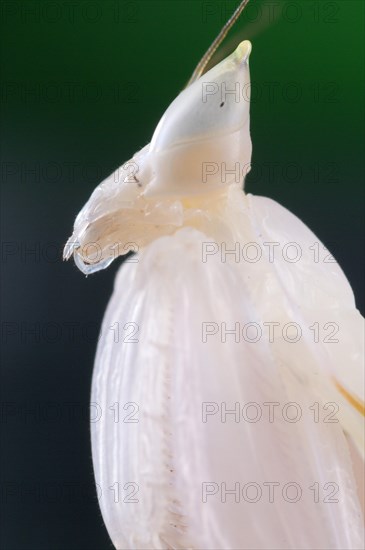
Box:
1;1;364;548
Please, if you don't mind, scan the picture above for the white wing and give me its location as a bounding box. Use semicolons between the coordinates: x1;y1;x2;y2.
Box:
247;194;364;456
91;226;364;550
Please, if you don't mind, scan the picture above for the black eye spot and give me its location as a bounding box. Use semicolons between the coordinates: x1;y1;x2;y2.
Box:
220;102;225;107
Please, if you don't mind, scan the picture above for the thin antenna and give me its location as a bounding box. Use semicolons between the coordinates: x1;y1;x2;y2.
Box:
186;0;251;87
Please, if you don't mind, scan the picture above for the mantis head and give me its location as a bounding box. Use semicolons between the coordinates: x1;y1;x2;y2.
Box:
64;40;252;274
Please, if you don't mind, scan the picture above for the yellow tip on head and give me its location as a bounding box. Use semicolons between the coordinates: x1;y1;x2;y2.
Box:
235;40;252;64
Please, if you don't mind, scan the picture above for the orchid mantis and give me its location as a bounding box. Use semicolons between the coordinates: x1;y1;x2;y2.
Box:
65;2;364;548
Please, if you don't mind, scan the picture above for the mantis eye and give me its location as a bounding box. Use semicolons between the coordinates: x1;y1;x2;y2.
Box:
142;40;252;198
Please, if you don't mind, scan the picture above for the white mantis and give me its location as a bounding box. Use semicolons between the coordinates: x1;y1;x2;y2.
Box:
65;2;364;549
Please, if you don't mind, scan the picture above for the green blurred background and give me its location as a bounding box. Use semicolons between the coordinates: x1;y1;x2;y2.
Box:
1;1;364;548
